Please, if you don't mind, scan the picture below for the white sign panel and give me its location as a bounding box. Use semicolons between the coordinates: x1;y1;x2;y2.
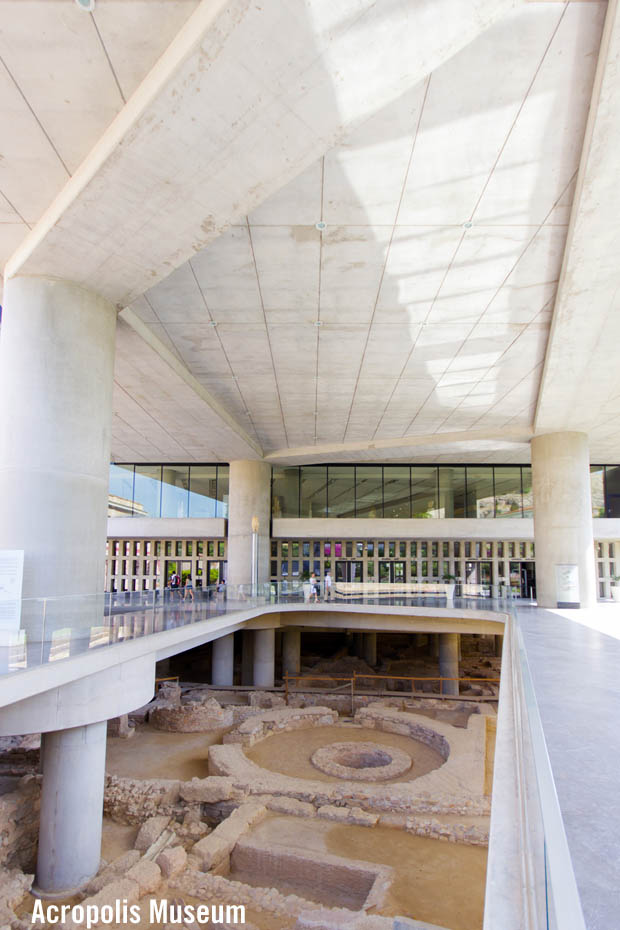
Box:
0;549;24;629
555;563;580;606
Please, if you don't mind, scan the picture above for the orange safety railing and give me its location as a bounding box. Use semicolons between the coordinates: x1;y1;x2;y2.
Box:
155;675;180;691
283;671;499;709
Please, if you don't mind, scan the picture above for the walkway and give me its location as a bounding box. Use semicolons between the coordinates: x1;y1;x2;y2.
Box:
516;603;620;930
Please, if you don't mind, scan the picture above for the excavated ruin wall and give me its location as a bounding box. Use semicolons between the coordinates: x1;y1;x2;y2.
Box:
0;777;40;871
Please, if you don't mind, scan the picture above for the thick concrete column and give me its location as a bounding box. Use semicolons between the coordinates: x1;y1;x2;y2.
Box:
363;632;377;667
439;632;459;696
227;461;272;586
212;633;235;686
0;277;116;599
531;432;597;608
282;630;301;678
254;629;275;688
36;722;107;896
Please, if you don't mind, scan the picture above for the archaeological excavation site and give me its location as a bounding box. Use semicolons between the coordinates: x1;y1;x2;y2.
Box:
0;629;500;930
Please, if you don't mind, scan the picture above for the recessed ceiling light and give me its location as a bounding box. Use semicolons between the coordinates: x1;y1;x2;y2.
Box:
314;320;323;326
463;221;473;229
75;0;95;10
209;320;217;327
315;221;326;231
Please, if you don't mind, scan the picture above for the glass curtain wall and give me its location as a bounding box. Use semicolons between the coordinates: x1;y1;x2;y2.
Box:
109;464;229;518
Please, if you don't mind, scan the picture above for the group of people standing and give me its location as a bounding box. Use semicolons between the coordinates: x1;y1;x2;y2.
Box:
308;569;332;602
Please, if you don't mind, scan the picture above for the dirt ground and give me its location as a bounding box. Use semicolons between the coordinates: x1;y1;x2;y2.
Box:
245;724;445;783
105;723;220;779
236;814;487;930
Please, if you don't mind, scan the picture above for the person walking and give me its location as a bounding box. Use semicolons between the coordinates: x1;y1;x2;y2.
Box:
324;570;332;601
183;576;194;602
310;571;319;602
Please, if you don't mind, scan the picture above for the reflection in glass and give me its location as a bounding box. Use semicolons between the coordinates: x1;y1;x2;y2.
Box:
216;465;229;518
521;466;533;518
161;466;189;518
272;467;299;518
494;467;523;518
109;464;135;516
589;465;604;518
438;466;465;518
356;466;383;517
134;465;162;517
383;466;411;518
466;466;494;518
300;466;327;518
606;466;620;517
328;466;355;517
189;465;217;518
411;466;438;518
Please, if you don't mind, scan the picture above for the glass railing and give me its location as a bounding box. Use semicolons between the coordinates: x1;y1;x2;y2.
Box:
484;609;586;930
0;581;522;677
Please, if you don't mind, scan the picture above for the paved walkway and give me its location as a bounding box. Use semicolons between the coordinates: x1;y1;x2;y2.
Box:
516;604;620;930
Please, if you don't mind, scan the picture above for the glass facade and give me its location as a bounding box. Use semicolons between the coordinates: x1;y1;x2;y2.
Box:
108;464;229;518
272;463;620;520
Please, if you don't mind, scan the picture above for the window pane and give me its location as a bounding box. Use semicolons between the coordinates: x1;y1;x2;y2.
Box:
109;464;135;516
300;466;327;518
438;466;466;518
161;466;189;518
494;466;523;518
216;465;229;518
411;466;438;518
383;466;411;518
272;467;299;518
606;466;620;517
466;466;494;518
522;466;533;518
356;466;383;517
590;466;605;517
188;465;217;518
133;465;162;517
328;466;355;517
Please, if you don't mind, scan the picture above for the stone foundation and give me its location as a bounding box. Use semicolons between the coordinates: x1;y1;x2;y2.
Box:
223;706;338;748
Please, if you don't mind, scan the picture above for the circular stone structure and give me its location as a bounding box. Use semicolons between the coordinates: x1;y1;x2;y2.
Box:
310;741;412;782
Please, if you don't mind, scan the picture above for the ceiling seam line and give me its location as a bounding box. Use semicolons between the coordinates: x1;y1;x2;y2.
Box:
187;258;262;445
314;155;325;444
90;12;127;104
468;5;568;223
113;384;188;458
342;73;433;444
437;166;579;380
0;54;71;176
401;161;578;435
245;217;289;448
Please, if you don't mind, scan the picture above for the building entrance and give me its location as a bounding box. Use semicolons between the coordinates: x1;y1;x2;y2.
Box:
335;560;363;583
510;561;536;598
207;560;227;586
378;561;405;583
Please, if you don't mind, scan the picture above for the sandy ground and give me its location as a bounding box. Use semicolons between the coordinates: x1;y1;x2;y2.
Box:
245;724;445;783
105;723;221;780
234;814;487;930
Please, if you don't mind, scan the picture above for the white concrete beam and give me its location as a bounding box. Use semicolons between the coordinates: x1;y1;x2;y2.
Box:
535;0;620;440
265;425;533;465
4;0;517;306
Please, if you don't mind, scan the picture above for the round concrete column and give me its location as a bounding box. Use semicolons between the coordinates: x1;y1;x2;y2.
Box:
212;633;235;686
282;630;301;678
439;633;459;696
531;432;597;608
254;629;275;688
227;461;272;587
36;721;107;896
0;277;116;599
363;632;377;667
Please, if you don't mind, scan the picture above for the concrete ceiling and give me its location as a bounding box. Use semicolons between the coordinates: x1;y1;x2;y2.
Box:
1;0;618;465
